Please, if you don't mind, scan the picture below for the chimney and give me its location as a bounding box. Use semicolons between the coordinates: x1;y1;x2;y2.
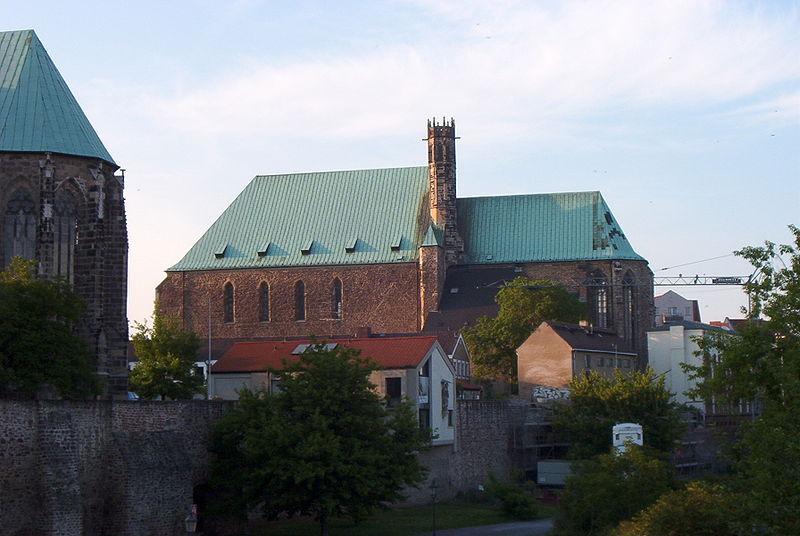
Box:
356;326;372;338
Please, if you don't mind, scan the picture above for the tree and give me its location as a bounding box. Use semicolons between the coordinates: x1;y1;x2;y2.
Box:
553;368;685;459
612;481;751;536
684;224;800;534
129;305;204;400
553;445;673;536
209;343;431;536
462;277;586;382
0;256;98;398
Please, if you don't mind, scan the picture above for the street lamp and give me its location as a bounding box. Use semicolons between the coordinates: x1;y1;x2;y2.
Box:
430;479;439;536
184;504;198;533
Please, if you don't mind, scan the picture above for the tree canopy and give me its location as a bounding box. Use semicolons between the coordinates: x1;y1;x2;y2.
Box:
129;305;204;400
209;343;431;536
684;224;800;534
553;368;685;459
0;256;98;398
462;277;586;382
553;445;673;536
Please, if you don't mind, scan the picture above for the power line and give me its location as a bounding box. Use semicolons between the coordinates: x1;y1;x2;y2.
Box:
658;253;735;272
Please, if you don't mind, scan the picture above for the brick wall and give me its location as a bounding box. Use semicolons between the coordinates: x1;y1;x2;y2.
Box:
157;262;423;340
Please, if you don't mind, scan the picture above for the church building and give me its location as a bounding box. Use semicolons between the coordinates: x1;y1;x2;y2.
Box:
158;119;654;365
0;30;129;396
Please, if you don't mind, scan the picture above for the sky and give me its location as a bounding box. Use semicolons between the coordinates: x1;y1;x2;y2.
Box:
3;0;799;327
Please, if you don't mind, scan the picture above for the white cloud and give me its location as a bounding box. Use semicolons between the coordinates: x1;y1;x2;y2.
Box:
137;0;799;144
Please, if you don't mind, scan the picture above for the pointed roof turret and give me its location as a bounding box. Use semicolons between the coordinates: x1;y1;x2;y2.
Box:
0;29;115;164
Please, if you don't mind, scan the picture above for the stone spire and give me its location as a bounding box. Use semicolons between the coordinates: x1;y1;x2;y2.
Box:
427;117;463;266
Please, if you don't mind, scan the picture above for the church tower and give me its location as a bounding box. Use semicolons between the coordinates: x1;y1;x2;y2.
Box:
427;117;463;266
0;30;129;397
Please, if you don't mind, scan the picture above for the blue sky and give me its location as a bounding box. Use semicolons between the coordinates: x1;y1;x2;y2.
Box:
4;0;799;326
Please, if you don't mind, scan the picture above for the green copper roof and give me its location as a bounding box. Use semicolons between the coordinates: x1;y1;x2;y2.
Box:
168;167;429;271
0;30;115;164
457;191;644;263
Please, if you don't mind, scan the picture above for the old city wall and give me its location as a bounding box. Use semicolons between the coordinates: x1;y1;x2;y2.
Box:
0;400;231;536
0;399;531;534
157;262;423;341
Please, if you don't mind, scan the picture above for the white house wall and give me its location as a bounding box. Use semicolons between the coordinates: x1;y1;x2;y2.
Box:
425;345;456;445
647;325;705;411
209;372;268;400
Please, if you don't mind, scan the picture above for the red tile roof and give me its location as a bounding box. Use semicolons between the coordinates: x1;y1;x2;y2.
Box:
212;336;441;373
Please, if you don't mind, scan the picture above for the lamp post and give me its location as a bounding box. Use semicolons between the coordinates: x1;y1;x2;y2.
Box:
184;504;198;533
430;479;439;536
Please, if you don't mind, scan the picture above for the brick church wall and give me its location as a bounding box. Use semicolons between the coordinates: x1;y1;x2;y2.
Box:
157;261;423;340
518;258;653;362
0;151;129;396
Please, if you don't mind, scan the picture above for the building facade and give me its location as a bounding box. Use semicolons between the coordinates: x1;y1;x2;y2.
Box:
0;30;129;396
158;119;653;365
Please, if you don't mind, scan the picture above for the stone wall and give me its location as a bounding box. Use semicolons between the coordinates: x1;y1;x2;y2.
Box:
0;151;129;396
0;398;533;534
0;400;231;536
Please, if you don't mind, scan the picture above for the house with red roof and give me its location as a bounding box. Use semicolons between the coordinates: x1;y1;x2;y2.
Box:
209;335;457;445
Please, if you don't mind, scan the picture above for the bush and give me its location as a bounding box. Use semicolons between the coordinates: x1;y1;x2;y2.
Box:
553;446;672;536
613;481;752;536
484;473;539;520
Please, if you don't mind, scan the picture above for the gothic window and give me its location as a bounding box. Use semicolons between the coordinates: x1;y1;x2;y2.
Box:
54;188;78;282
224;282;234;323
622;271;636;341
259;282;270;322
588;274;610;328
3;188;36;267
294;280;306;321
331;278;342;319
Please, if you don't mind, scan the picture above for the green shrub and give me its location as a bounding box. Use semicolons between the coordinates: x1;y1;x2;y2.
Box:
612;481;752;536
484;473;539;520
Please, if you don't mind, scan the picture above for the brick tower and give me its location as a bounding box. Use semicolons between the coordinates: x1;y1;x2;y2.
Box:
0;30;129;397
427;117;464;266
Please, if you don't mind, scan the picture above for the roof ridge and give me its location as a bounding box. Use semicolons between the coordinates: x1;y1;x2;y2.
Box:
253;165;426;178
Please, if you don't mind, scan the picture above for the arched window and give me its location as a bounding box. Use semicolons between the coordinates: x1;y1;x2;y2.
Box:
224;282;234;323
294;280;306;321
588;273;610;328
259;282;270;322
54;188;78;282
3;188;36;268
622;271;636;342
331;278;342;319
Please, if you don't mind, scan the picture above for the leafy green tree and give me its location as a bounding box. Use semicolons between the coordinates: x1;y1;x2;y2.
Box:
462;277;585;382
0;256;98;398
553;368;685;459
684;224;800;534
612;480;751;536
209;343;431;536
129;305;203;400
553;445;673;536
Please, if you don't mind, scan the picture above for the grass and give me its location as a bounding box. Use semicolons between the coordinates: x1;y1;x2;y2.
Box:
248;501;556;536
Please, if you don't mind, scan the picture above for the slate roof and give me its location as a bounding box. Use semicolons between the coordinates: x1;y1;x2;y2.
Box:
212;336;441;373
458;191;644;264
648;319;724;332
168;170;643;272
0;30;115;164
546;321;636;354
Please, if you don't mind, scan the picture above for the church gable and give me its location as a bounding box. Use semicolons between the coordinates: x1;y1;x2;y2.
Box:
0;30;115;164
168;166;429;271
